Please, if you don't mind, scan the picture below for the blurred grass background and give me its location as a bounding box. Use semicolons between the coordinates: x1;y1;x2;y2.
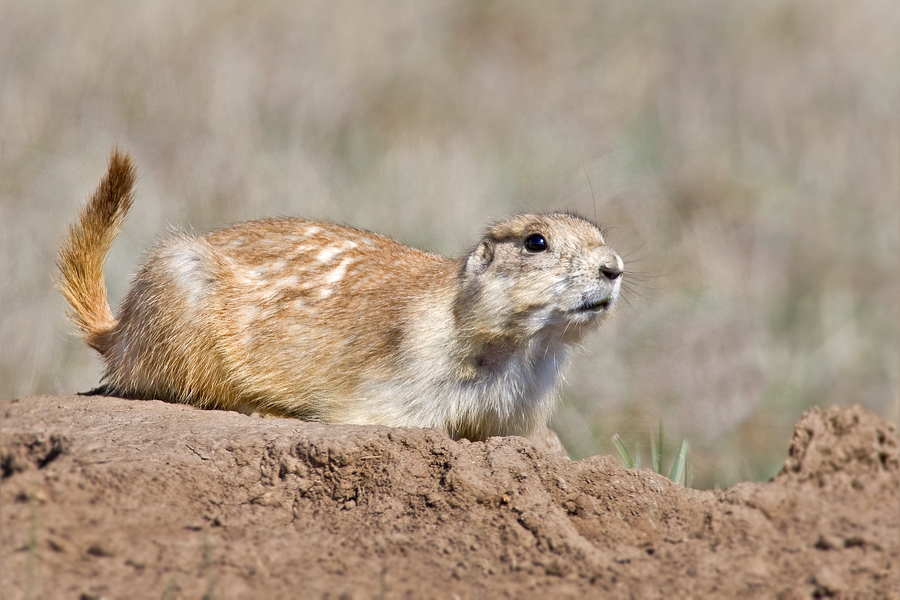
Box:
2;0;897;489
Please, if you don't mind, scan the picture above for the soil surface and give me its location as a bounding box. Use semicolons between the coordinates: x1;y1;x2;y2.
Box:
1;396;897;599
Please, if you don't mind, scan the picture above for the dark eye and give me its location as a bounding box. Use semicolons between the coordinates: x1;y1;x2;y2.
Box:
524;233;548;252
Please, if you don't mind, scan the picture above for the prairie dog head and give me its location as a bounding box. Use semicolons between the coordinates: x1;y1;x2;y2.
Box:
456;212;623;345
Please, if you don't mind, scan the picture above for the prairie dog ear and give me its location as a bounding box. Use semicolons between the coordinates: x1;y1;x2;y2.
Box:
464;239;494;276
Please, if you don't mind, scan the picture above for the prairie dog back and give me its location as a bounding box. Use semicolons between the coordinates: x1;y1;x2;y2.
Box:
58;151;624;440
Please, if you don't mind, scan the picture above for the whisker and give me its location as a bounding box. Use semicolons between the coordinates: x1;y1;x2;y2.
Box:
622;242;653;260
621;284;657;304
583;166;597;223
625;271;662;281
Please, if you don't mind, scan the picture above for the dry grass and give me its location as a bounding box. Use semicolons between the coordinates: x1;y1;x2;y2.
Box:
2;0;897;488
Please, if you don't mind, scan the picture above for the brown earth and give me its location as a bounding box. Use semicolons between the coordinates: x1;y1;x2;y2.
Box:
1;396;897;599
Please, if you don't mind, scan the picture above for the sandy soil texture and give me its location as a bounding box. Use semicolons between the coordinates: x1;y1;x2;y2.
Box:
1;396;897;598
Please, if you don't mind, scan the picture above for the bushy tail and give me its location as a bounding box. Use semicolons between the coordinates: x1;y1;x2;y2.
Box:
57;149;136;354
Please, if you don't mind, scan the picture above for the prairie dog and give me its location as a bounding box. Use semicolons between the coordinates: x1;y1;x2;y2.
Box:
58;150;624;440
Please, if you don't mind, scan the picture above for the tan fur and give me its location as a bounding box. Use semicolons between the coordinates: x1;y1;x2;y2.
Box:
58;150;625;440
57;150;136;353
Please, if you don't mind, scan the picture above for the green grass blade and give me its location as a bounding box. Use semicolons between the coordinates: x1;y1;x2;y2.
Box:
612;434;634;468
668;439;690;485
651;422;662;474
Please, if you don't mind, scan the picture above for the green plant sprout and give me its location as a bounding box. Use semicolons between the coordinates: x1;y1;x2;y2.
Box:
613;422;691;487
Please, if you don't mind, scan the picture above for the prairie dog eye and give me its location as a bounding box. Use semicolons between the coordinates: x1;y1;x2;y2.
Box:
524;233;548;253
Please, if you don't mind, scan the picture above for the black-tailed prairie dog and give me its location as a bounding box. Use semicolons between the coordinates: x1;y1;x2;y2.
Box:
58;150;624;440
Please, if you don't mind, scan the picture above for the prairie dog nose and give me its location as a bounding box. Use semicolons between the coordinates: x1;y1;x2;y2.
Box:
599;253;624;281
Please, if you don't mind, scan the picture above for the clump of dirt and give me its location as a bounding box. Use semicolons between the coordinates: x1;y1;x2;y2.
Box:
1;396;897;598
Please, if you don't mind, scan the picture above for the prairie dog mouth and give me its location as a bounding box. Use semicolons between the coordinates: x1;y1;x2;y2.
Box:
579;298;612;311
573;297;613;313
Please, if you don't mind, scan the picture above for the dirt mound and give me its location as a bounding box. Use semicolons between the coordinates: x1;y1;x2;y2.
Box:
2;396;897;598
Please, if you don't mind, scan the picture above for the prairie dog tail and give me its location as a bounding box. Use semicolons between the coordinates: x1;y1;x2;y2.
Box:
57;150;136;354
